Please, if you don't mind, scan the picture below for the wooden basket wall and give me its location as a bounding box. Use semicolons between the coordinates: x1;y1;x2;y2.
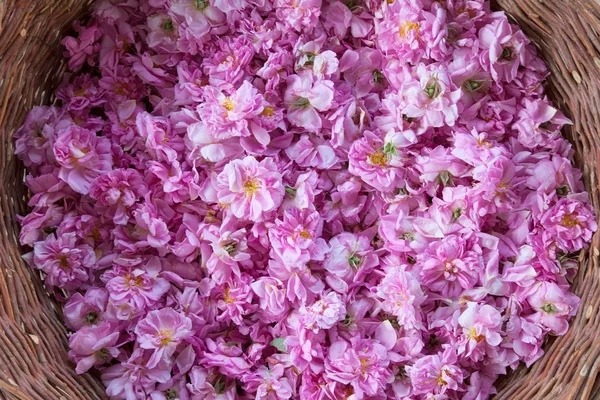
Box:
0;0;599;399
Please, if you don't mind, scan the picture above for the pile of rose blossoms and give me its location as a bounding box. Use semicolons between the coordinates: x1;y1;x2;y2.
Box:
14;0;598;398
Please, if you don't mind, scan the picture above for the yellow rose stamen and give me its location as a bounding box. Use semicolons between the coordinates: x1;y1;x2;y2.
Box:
369;151;387;167
299;230;312;239
222;98;235;111
243;179;260;195
469;327;485;342
224;287;235;304
561;213;580;228
399;21;419;38
158;329;174;346
261;106;275;117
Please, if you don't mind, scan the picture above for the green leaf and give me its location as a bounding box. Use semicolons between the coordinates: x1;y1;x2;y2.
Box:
285;186;297;197
342;313;354;327
398;232;414;241
348;254;361;269
437;170;454;187
213;375;226;394
293;97;310;108
223;242;237;256
383;142;398;157
462;79;486;93
373;69;385;83
500;46;513;60
556;185;570;197
424;76;441;99
163;19;174;31
541;303;558;314
270;338;287;352
304;52;316;66
194;0;209;9
452;208;462;222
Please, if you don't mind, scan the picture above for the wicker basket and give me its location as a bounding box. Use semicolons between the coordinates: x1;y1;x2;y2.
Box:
1;0;599;399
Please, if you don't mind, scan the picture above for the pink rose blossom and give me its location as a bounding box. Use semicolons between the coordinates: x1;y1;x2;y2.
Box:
285;134;338;170
300;292;346;332
269;207;328;265
102;348;170;399
53;125;113;194
415;145;470;189
129;53;171;88
268;258;325;305
18;204;65;246
528;281;580;335
409;348;464;395
526;155;584;196
135;308;194;368
401;63;461;127
348;130;404;192
186;120;244;164
275;0;322;31
14;106;59;170
283;72;334;131
217;274;256;326
251;277;290;323
99;22;136;70
216;156;284;222
136;112;185;164
64;288;109;330
202;36;255;89
61;23;102;71
242;364;294;399
323;232;379;294
90;169;149;225
418;235;481;297
173;61;205;105
147;14;179;52
204;222;252;284
187;366;237;399
513;98;572;151
457;302;503;361
56;74;106;114
199;81;265;140
102;258;170;311
479;17;529;82
131;202;173;254
540;197;597;253
376;264;426;330
377;2;451;63
69;321;121;373
30;233;95;289
200;338;252;376
170;0;226;39
325;338;392;398
323;1;372;39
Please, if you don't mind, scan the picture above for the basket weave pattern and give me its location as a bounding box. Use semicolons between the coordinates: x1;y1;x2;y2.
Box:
0;0;599;399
